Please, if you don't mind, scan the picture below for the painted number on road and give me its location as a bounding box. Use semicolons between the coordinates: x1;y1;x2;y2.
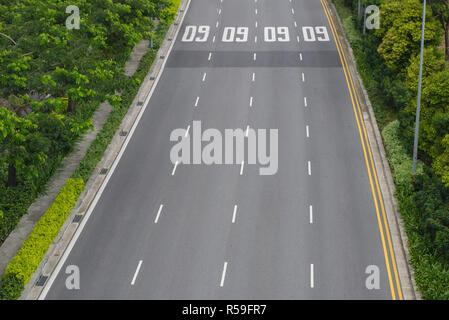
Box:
264;27;290;42
181;25;210;42
181;25;329;43
222;27;249;42
302;26;329;42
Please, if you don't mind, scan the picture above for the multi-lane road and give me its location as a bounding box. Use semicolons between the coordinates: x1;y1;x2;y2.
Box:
42;0;404;299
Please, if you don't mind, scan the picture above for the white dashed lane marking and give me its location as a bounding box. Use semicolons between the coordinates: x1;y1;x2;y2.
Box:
220;262;228;287
154;204;164;224
131;260;143;285
310;264;314;288
172;161;179;176
232;205;238;223
309;205;313;224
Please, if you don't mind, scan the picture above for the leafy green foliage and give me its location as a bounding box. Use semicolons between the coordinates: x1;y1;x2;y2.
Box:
0;178;84;300
0;107;48;185
376;0;442;73
333;0;449;299
428;0;449;60
0;0;178;298
0;0;175;246
382;121;449;299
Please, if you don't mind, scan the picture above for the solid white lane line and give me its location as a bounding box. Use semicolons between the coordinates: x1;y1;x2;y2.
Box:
306;125;309;138
213;35;216;43
308;161;311;175
240;161;244;175
310;264;314;288
172;161;179;176
131;260;143;285
232;205;238;223
294;21;297;27
220;262;228;287
304;96;308;107
195;96;199;107
302;72;305;82
309;205;313;224
185;125;190;137
253;53;257;60
208;52;212;60
154;204;164;223
246;125;249;137
249;96;253;107
252;72;255;82
202;72;207;82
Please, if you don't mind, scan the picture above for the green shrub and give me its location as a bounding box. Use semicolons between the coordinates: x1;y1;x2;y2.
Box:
382;121;449;298
0;178;84;300
382;120;423;191
0;273;24;300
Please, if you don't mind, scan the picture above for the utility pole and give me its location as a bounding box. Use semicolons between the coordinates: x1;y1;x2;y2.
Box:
412;0;426;174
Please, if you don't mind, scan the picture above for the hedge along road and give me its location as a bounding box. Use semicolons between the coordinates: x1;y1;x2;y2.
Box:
42;0;403;299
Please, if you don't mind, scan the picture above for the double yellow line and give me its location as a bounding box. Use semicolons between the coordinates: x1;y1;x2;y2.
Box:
320;0;403;300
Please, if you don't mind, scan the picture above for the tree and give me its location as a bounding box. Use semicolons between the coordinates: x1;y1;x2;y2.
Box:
42;67;95;113
375;0;442;73
434;134;449;187
0;107;48;187
403;68;449;166
406;47;446;95
428;0;449;60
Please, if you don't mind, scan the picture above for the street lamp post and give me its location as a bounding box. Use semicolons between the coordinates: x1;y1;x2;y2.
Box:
412;0;427;174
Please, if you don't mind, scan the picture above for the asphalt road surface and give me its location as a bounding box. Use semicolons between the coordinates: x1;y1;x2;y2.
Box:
44;0;403;299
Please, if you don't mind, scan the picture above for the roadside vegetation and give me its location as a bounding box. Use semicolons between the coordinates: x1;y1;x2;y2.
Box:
0;0;180;299
332;0;449;299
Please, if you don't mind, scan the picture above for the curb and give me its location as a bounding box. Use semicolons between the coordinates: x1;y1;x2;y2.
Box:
327;1;420;300
21;0;190;300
